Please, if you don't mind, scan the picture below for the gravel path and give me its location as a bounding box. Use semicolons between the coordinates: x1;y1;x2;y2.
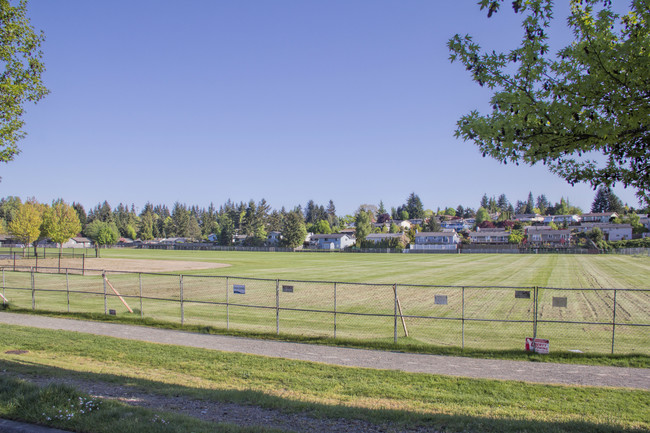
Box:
1;312;647;389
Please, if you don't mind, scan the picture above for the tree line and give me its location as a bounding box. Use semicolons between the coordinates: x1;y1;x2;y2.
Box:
0;189;647;251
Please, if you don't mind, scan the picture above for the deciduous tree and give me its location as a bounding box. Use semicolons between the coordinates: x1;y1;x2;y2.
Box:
0;0;49;163
449;0;650;204
8;200;42;255
42;200;81;268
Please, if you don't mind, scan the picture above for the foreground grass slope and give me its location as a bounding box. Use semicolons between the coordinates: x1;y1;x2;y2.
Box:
95;249;650;289
1;324;648;433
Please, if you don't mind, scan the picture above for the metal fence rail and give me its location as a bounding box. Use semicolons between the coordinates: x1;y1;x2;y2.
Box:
1;266;648;355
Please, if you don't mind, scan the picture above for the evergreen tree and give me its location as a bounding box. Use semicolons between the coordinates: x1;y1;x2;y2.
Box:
326;200;337;227
423;216;441;232
591;186;624;213
218;214;234;246
71;202;87;227
281;211;307;248
536;194;550;215
497;194;510;213
304;200;316;224
171;202;189;237
377;200;387;217
406;193;424;219
525;192;535;214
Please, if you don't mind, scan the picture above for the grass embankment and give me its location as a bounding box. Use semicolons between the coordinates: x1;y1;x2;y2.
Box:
1;324;649;433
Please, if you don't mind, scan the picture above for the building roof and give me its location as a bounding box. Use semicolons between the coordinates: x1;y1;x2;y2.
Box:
310;233;353;240
366;233;405;239
415;232;457;237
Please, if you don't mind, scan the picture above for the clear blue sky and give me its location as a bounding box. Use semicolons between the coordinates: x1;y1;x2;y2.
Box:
0;1;640;215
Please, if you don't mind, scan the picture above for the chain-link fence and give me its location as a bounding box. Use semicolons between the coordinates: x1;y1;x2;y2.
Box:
1;266;648;355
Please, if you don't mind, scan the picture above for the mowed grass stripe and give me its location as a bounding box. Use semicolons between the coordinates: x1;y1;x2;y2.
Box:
97;250;649;288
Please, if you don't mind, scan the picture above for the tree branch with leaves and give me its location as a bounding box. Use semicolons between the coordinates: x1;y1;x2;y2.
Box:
448;0;649;204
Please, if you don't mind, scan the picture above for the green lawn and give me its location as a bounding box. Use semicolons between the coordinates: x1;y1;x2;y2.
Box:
92;248;650;288
1;324;648;433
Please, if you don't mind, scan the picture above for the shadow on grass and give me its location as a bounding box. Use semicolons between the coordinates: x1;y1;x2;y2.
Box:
0;359;641;433
4;306;649;368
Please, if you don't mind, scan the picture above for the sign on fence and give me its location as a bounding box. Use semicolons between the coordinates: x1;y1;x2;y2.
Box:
553;297;568;307
282;285;294;293
525;337;550;354
233;284;245;294
434;295;448;305
515;290;531;299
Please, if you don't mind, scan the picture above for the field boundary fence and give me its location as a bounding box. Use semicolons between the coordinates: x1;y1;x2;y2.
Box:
1;266;648;355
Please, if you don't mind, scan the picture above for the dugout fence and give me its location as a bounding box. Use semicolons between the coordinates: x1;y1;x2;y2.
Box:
1;266;648;355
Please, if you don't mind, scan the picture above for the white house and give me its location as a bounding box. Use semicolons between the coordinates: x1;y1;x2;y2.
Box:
60;236;92;248
411;232;460;250
543;215;581;225
576;223;633;241
580;212;618;223
266;231;283;246
514;214;544;223
310;233;355;250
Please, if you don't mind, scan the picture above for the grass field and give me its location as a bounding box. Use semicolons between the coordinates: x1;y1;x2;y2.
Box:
2;249;649;354
1;324;648;433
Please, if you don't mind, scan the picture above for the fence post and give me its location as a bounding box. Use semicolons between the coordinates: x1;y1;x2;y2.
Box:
276;279;280;335
226;276;230;330
180;275;184;326
2;268;5;306
139;273;143;318
102;272;107;315
333;282;337;339
394;282;398;343
533;286;539;341
66;269;70;313
611;289;618;354
461;287;465;350
31;267;35;310
13;252;16;272
82;254;85;276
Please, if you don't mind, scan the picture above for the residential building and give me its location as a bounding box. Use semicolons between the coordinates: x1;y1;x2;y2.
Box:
266;231;283;246
580;212;618;223
514;214;544;223
441;218;471;231
310;233;355;250
364;233;409;247
543;215;581;225
411;231;460;250
526;227;571;246
576;223;633;241
469;230;509;244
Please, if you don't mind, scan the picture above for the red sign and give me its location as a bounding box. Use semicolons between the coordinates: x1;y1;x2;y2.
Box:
525;337;550;354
